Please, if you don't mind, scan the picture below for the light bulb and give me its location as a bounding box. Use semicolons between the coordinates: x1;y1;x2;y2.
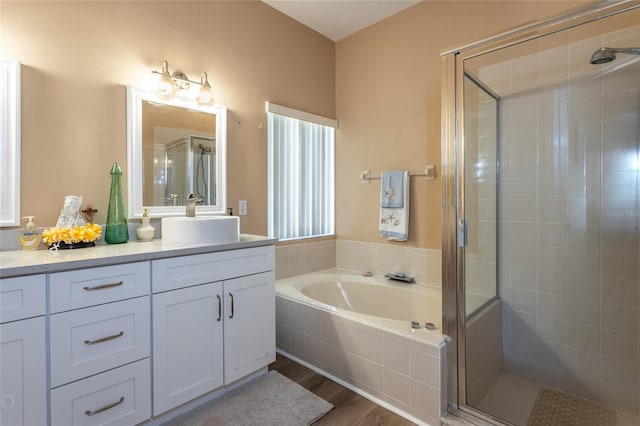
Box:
197;72;214;105
156;61;175;98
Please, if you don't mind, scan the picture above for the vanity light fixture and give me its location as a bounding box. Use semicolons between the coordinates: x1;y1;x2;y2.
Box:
155;60;175;98
152;60;215;104
197;72;214;105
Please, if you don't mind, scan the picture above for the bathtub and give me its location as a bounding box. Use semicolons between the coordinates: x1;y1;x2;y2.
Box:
275;269;449;426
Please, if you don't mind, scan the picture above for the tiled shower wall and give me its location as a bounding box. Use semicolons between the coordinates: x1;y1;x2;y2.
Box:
480;26;639;414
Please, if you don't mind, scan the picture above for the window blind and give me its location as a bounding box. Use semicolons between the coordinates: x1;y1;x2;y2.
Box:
267;107;335;241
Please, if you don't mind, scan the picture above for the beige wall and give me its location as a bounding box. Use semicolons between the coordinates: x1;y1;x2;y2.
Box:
335;1;586;250
1;0;588;246
0;1;335;232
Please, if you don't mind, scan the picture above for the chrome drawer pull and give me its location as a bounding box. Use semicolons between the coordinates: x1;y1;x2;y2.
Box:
217;294;222;322
84;396;124;416
83;281;124;291
229;292;234;319
84;331;124;345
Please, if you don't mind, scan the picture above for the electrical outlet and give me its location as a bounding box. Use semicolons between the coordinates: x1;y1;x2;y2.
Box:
239;200;247;215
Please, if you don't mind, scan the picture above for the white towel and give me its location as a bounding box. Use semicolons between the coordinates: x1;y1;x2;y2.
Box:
379;170;409;241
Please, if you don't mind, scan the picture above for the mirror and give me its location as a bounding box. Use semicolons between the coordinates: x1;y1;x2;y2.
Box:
0;58;21;226
127;86;227;218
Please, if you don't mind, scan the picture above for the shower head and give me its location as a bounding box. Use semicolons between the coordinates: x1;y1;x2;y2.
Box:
590;47;640;64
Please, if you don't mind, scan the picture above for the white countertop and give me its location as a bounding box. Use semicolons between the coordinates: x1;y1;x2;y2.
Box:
0;234;277;278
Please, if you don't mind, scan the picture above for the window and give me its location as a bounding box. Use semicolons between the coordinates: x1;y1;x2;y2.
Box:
267;102;336;241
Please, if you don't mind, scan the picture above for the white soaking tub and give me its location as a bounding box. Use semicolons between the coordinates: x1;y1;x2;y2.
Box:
275;269;449;426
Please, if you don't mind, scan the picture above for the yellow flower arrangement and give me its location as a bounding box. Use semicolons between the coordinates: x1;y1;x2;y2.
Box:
42;223;103;245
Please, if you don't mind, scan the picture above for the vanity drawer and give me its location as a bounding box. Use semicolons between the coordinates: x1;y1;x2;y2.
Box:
50;296;150;387
152;246;274;293
50;262;150;313
0;274;46;323
50;358;151;426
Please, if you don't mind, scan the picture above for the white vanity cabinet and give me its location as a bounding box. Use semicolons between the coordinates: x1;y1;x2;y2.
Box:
0;275;47;426
151;246;275;415
49;263;151;426
0;237;276;425
152;281;224;415
223;272;275;384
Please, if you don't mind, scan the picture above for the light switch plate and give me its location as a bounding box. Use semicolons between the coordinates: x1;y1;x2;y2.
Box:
239;200;247;215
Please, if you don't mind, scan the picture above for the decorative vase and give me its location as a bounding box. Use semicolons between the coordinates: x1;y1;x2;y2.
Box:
104;162;129;244
136;208;155;242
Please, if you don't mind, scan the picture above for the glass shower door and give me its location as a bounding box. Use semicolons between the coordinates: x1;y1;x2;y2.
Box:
462;74;501;409
443;3;640;425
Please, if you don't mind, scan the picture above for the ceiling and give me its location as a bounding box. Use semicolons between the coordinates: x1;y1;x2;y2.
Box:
262;0;422;42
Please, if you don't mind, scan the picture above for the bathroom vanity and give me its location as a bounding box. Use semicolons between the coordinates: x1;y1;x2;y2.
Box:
0;235;276;426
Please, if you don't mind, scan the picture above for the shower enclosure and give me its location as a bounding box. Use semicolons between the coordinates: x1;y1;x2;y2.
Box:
442;1;639;425
161;135;216;206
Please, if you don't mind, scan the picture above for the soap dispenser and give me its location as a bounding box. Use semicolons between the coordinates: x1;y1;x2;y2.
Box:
20;216;42;250
136;209;155;242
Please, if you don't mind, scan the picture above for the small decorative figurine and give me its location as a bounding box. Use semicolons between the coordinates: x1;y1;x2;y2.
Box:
42;195;102;250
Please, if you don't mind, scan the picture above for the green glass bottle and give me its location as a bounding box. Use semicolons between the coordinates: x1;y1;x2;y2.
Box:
104;162;129;244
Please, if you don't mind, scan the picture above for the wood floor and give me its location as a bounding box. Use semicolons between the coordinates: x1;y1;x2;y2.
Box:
268;353;416;426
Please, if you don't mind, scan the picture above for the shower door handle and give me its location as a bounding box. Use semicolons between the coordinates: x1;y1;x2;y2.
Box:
457;219;468;247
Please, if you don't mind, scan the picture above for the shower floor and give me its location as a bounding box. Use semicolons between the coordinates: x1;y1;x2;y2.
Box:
476;373;639;426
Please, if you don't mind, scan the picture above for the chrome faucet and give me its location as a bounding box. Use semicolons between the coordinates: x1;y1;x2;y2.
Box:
186;193;203;217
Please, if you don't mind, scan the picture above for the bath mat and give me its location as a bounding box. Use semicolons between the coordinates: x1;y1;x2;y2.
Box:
527;387;616;426
162;370;333;426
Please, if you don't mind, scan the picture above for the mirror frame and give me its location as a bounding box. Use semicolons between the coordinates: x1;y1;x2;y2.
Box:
126;86;227;218
0;58;21;227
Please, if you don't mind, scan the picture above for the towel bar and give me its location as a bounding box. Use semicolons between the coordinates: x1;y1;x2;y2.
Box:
361;165;435;183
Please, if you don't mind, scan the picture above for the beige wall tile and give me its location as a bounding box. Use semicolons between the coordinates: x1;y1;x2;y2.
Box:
361;332;383;364
384;368;411;405
383;339;411;375
361;358;384;392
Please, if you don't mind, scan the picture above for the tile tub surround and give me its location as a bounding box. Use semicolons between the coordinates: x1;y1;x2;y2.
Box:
336;239;442;288
275;238;442;288
275;289;448;425
275;239;336;280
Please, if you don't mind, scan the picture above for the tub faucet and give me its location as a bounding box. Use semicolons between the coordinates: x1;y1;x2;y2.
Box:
186;193;203;217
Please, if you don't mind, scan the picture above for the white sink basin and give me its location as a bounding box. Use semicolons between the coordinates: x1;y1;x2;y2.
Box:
161;216;240;245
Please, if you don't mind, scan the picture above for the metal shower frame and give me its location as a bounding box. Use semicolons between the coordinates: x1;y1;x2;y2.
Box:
440;1;640;424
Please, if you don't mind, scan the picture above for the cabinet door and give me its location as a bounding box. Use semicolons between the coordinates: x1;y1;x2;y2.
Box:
0;317;47;426
152;282;224;415
224;271;275;384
